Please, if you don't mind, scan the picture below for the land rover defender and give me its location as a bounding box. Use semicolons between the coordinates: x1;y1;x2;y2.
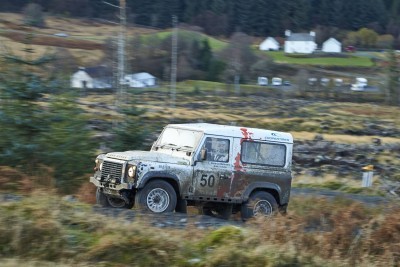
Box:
90;123;293;220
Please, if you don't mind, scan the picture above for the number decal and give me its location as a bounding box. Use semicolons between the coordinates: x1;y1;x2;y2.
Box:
208;175;215;187
200;174;208;187
200;174;216;187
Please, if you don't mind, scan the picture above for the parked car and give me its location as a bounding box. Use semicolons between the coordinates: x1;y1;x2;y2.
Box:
54;32;69;37
351;77;367;91
257;77;268;86
345;45;356;52
283;80;291;86
320;78;330;86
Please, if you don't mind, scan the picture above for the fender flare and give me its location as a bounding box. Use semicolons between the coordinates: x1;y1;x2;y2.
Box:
137;171;180;191
242;182;282;203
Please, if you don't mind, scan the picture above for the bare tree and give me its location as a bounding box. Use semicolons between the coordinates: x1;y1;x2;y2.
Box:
218;32;257;94
22;3;46;27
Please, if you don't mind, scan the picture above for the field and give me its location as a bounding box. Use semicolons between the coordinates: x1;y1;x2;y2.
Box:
0;12;382;69
1;11;400;267
265;51;374;67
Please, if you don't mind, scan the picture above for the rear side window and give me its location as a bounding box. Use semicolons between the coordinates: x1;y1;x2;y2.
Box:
241;141;286;167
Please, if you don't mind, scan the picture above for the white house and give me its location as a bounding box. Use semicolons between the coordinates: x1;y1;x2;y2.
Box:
259;37;279;51
322;38;342;53
123;72;157;88
284;30;317;54
71;66;112;89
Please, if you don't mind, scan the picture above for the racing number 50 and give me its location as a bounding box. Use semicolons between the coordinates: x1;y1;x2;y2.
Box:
200;174;215;187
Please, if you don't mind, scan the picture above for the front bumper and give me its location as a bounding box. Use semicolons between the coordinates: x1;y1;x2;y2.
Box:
90;176;131;191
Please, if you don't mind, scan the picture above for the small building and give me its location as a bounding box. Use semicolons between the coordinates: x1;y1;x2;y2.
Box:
322;38;342;53
284;30;317;54
71;66;112;89
259;37;280;51
123;72;157;88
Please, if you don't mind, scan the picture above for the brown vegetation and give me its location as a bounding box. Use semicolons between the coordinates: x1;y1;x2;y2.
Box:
0;193;398;266
0;31;103;50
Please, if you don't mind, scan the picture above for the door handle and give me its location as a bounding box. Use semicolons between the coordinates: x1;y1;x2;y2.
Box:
219;174;229;179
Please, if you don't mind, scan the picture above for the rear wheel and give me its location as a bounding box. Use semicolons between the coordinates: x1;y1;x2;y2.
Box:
135;180;177;213
241;191;278;220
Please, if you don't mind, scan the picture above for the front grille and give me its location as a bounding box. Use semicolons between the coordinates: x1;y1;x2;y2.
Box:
101;161;124;180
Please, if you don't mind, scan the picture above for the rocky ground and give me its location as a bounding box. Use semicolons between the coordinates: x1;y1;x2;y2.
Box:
80;91;400;196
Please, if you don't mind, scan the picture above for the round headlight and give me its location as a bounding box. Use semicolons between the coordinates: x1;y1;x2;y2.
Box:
128;166;136;178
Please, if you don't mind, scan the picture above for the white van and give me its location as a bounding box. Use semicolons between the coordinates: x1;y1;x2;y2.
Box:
257;77;268;86
272;77;282;86
351;77;367;91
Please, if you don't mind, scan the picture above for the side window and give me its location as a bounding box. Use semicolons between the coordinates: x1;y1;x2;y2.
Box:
202;137;230;162
241;141;286;167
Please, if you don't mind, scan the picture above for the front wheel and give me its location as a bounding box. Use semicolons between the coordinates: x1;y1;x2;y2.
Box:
241;191;278;220
135;180;177;213
96;188;132;209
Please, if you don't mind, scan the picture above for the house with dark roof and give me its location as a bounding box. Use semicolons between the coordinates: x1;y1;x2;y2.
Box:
284;30;317;54
71;65;113;89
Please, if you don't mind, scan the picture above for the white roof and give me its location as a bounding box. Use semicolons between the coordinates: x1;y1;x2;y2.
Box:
126;72;155;80
167;123;293;144
356;77;367;82
261;37;279;45
323;37;341;45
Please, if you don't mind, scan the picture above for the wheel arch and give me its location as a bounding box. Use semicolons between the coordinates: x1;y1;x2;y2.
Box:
138;172;181;196
242;182;281;205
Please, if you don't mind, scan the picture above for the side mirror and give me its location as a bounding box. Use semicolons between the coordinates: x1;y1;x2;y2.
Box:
201;148;207;161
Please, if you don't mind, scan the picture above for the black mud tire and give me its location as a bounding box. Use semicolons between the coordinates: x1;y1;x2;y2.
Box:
96;188;110;207
241;191;278;220
135;180;177;213
96;188;132;209
175;198;187;213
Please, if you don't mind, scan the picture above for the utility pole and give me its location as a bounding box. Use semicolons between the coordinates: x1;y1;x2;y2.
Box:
103;0;127;114
170;15;178;109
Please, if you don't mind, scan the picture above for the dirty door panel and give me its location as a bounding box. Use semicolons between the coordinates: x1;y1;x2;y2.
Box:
193;136;233;198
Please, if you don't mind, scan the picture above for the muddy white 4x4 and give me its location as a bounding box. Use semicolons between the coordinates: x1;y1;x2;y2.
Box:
90;123;293;220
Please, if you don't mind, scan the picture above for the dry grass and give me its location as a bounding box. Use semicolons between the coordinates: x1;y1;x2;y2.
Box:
0;193;398;266
0;12;160;64
292;131;400;144
0;31;103;50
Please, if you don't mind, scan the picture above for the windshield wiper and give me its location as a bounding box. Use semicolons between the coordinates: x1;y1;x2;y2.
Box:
176;145;193;151
159;143;178;148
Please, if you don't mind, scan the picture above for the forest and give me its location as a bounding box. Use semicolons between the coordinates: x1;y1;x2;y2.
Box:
1;0;400;39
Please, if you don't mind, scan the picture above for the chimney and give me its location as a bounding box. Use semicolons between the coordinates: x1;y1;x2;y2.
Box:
285;30;291;37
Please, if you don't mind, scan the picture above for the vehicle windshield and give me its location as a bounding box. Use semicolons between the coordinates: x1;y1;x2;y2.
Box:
153;127;203;152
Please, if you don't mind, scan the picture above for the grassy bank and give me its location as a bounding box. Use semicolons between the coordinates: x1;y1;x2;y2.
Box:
0;193;398;266
265;51;374;67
